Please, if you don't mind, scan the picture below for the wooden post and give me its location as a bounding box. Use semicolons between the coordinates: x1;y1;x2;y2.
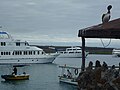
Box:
119;63;120;71
81;37;85;71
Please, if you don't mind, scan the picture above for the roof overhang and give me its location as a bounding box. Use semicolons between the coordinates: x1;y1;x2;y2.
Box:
78;18;120;39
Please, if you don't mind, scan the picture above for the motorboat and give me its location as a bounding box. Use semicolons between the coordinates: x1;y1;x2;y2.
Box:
58;65;80;86
1;65;29;81
112;48;120;57
0;31;59;64
1;74;29;81
58;46;89;58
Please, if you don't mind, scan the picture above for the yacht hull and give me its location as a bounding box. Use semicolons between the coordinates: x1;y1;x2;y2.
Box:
0;58;54;64
0;54;59;64
1;74;29;81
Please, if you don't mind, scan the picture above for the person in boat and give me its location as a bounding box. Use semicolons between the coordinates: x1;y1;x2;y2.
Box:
67;69;72;78
23;72;26;74
12;67;17;75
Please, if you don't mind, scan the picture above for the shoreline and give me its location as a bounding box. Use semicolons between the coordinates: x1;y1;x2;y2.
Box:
32;45;113;54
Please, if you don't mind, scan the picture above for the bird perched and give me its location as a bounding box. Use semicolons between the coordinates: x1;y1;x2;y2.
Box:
102;5;112;23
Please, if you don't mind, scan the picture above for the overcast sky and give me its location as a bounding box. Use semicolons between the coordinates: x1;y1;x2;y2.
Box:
0;0;120;47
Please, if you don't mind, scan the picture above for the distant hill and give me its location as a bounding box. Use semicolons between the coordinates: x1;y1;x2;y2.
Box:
31;45;113;54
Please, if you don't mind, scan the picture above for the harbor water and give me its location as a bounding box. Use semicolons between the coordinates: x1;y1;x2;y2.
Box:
0;54;120;90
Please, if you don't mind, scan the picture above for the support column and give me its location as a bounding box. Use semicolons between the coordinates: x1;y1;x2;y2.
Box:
81;37;85;71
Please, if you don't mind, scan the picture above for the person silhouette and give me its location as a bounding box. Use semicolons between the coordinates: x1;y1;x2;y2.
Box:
13;67;17;75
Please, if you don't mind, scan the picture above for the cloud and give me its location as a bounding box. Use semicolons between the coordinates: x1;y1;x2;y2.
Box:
0;0;120;46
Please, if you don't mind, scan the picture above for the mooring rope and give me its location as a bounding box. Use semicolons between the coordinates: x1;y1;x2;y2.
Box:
100;38;111;48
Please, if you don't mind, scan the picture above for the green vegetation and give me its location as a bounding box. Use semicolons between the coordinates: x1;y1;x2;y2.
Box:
90;52;112;54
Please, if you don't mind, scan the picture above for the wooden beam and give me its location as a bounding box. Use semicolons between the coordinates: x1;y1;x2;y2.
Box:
81;37;85;71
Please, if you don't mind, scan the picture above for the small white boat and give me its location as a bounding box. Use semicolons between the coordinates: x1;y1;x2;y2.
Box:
0;31;59;64
112;48;120;57
58;65;80;86
58;46;89;58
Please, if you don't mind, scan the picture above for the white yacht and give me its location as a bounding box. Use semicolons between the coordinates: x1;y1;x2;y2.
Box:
112;48;120;57
58;46;89;58
0;31;59;64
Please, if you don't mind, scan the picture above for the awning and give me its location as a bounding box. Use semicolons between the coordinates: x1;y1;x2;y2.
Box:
78;18;120;39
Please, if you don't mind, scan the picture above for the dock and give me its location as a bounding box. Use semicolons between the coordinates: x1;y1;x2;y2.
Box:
58;63;120;86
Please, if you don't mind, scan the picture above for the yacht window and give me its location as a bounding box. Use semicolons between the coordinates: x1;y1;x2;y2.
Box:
69;52;74;53
1;42;6;46
30;51;32;55
38;51;39;55
68;49;72;51
1;52;3;55
24;51;26;55
15;51;18;55
20;51;22;55
26;51;28;55
12;52;14;55
6;52;8;55
24;51;27;55
33;51;35;55
16;42;20;46
18;51;20;55
29;51;31;55
9;52;11;55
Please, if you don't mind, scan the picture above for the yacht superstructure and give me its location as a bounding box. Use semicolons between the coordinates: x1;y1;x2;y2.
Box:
0;31;59;64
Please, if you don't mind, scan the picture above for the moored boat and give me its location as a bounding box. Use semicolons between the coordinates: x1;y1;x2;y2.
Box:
58;46;89;58
1;64;30;81
112;48;120;57
0;31;59;64
1;74;29;81
58;65;80;86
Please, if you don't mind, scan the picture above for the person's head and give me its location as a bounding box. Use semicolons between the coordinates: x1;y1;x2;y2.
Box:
111;65;115;69
103;61;108;67
67;69;69;72
88;61;93;67
95;60;101;67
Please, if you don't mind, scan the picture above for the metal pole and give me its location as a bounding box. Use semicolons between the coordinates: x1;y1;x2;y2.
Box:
81;37;85;71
